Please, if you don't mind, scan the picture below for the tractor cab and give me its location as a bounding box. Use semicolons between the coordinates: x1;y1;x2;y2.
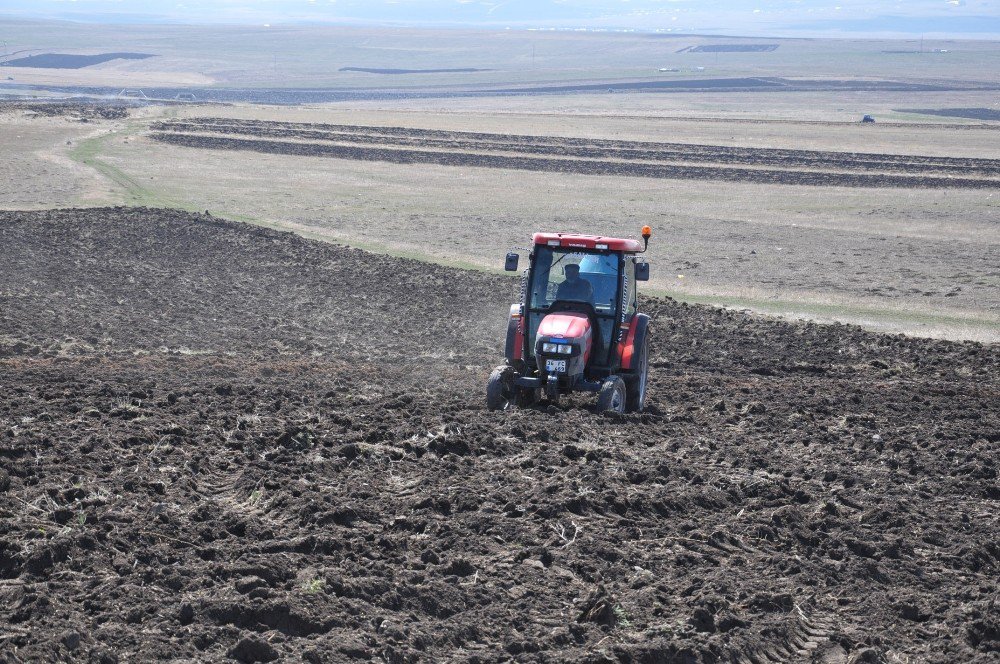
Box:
487;227;652;414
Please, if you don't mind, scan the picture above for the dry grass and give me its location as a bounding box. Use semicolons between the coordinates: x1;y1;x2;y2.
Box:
0;113;117;208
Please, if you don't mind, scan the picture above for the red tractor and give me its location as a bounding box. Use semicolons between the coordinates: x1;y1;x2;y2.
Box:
487;227;652;414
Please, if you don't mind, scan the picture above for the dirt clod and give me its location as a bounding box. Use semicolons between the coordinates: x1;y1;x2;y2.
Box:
229;637;279;663
61;630;81;651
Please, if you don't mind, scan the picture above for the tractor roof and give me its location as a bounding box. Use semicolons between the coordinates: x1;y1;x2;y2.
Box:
533;233;644;253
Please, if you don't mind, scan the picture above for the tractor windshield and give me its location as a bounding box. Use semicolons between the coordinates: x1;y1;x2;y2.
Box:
528;247;620;314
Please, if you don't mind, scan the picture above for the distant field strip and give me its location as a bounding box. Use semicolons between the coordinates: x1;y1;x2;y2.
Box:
897;108;1000;122
679;44;780;53
151;119;1000;189
2;52;154;69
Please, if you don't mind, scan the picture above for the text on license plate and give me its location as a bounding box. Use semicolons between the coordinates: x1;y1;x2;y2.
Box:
545;359;567;373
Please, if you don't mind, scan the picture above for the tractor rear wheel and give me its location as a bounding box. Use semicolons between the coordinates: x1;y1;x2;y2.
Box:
597;376;627;414
626;335;649;413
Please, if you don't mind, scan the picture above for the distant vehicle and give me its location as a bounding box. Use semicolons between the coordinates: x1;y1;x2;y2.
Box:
657;68;679;72
862;115;876;123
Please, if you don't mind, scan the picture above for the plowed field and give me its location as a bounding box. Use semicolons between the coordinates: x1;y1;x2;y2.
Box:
1;208;997;663
150;118;1000;189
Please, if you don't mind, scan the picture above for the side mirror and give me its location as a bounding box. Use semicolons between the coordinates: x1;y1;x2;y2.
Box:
504;252;519;272
635;261;650;282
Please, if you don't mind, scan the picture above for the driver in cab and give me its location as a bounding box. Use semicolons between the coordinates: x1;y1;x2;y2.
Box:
556;264;594;303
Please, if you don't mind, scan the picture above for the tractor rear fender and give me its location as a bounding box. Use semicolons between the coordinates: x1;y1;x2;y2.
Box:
618;313;649;371
504;304;524;363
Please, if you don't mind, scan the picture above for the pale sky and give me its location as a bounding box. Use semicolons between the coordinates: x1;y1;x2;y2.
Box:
2;0;998;36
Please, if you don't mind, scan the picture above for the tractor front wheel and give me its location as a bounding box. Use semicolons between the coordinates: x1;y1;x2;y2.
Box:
488;365;537;411
597;376;627;414
486;365;515;411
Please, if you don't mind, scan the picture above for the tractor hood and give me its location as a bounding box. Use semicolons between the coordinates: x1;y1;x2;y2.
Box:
536;311;594;374
538;312;590;339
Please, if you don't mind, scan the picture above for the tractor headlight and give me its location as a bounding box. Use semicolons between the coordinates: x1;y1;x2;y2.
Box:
542;342;574;355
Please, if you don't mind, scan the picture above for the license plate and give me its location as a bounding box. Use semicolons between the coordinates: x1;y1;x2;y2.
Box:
545;359;567;373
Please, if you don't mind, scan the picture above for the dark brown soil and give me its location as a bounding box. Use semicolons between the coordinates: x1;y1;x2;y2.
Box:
149;118;1000;189
0;101;131;120
153;118;1000;175
897;108;1000;122
1;53;154;69
1;207;997;663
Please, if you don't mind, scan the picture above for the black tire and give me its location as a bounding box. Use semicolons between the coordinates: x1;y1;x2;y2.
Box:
486;365;514;411
596;376;627;414
626;335;649;413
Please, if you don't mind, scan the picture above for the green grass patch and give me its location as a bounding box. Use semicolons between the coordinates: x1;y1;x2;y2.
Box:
69;126;182;208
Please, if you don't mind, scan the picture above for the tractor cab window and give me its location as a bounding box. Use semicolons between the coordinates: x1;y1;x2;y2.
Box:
529;247;619;314
623;257;638;318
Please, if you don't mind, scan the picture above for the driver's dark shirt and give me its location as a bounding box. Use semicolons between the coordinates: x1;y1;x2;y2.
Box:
556;277;594;303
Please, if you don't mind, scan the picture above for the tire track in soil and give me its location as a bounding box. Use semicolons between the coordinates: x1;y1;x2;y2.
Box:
1;208;998;662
